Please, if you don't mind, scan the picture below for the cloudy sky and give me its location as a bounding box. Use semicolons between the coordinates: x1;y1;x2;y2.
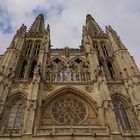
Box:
0;0;140;68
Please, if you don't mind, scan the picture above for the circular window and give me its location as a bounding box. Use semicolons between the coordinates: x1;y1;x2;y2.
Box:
51;94;87;125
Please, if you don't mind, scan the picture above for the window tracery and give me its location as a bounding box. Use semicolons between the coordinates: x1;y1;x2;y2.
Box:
2;97;26;134
113;99;131;129
34;41;41;56
51;94;87;125
25;41;32;56
69;58;90;82
46;57;91;82
101;44;109;57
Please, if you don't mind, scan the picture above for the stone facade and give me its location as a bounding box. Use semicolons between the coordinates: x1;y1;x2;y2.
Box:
0;14;140;140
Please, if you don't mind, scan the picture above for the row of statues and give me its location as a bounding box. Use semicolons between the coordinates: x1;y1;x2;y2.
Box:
46;58;91;82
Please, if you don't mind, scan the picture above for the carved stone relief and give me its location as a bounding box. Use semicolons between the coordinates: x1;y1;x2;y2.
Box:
40;92;98;126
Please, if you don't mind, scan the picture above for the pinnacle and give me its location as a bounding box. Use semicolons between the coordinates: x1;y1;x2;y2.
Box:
29;14;45;34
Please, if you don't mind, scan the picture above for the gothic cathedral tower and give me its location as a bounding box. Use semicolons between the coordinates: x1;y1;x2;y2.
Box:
0;14;140;140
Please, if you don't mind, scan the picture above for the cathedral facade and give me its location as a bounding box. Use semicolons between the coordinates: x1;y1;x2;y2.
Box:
0;14;140;140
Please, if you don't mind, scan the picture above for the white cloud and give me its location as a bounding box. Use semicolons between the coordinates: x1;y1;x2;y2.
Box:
0;0;140;68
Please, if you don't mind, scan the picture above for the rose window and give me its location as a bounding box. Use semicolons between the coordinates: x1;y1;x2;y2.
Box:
51;94;87;125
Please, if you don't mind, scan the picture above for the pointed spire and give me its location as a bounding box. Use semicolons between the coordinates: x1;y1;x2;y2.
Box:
106;25;126;49
29;14;45;34
86;14;105;38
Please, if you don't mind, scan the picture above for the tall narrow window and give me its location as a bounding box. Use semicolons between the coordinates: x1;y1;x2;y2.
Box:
113;99;131;129
19;61;27;78
25;42;32;56
3;97;25;134
107;61;115;79
29;61;37;79
34;42;41;56
98;61;104;74
101;44;109;57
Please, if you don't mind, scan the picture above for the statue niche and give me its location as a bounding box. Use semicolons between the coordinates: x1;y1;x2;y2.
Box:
69;58;91;82
46;57;91;82
46;58;67;82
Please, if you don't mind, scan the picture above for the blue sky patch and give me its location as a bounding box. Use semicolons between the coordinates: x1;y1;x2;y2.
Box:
0;7;12;33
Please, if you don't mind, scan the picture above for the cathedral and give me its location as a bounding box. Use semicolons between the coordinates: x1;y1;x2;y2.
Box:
0;14;140;140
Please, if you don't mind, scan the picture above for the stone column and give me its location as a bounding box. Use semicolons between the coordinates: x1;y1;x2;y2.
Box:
22;71;40;134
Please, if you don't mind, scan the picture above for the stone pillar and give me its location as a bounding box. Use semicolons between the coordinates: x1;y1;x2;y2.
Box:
98;74;118;132
87;50;99;81
0;78;12;116
23;70;40;134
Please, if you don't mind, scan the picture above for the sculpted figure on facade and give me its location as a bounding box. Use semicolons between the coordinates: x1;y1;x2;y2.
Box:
0;14;139;140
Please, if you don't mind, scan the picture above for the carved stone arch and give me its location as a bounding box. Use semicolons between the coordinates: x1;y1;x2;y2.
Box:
111;93;131;108
7;91;27;101
69;56;90;82
1;92;26;135
69;56;88;65
50;56;67;64
46;57;67;82
43;86;98;108
111;93;133;129
40;86;98;127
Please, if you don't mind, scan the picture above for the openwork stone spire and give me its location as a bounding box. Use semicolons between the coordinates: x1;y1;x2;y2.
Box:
29;14;45;33
86;14;104;38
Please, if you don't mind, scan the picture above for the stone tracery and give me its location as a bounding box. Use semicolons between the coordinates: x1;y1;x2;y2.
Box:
51;94;87;125
46;57;91;82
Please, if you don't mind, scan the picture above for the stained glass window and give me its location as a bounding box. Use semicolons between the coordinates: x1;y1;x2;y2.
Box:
4;97;25;134
113;99;131;129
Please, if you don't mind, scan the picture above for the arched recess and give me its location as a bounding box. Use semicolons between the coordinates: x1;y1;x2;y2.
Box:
39;87;98;127
29;60;37;79
111;93;134;130
0;92;26;135
46;57;67;82
18;60;27;78
69;57;91;82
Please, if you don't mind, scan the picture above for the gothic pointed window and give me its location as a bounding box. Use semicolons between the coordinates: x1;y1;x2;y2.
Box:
34;41;41;56
3;97;26;134
19;61;27;79
98;61;104;74
101;44;109;57
113;99;131;129
29;60;37;79
25;41;32;56
107;61;115;79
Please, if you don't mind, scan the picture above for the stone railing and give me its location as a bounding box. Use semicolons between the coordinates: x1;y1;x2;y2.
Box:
121;129;140;136
1;128;22;136
37;126;110;136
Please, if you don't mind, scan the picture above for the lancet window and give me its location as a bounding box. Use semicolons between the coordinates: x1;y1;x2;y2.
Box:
25;41;32;56
34;41;41;56
107;61;116;79
2;97;26;134
101;44;109;57
93;44;99;55
113;98;131;129
18;60;27;79
29;60;37;79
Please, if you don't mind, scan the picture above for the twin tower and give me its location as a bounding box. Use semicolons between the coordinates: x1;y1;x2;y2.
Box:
0;14;140;140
